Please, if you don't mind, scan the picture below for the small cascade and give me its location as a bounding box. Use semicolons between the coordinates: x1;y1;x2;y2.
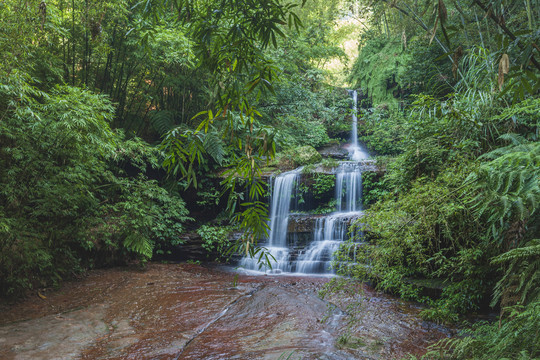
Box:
295;162;364;274
295;213;357;274
238;90;368;275
348;90;369;161
266;168;302;247
336;162;363;212
238;168;301;272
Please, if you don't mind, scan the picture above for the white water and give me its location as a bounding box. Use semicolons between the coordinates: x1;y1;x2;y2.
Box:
293;90;367;274
295;212;362;274
336;162;363;212
349;90;370;161
238;90;367;275
294;161;363;274
238;168;301;272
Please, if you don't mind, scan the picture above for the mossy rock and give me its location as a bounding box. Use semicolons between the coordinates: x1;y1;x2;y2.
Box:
284;145;322;168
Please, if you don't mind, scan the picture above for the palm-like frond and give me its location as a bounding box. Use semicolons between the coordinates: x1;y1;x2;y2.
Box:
123;232;154;260
491;239;540;307
202;130;226;166
150;110;176;136
470;139;540;242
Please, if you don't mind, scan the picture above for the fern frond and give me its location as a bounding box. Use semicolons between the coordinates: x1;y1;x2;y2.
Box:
202;131;226;165
470;139;539;243
491;239;540;306
514;198;525;221
150;110;176;136
499;133;526;146
123;232;153;259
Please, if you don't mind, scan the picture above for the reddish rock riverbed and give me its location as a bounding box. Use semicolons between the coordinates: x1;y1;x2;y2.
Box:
0;263;450;359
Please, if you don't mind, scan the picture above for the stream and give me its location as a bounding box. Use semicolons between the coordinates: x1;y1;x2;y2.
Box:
0;263;450;360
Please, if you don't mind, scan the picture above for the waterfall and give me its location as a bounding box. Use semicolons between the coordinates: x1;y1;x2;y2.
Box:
266;169;301;247
238;168;301;272
238;90;368;275
348;90;369;161
295;213;356;274
293;90;367;274
294;162;363;274
335;162;363;212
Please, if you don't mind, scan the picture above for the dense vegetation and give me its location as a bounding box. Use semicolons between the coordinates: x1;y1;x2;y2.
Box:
1;0;538;358
336;1;539;358
0;0;351;296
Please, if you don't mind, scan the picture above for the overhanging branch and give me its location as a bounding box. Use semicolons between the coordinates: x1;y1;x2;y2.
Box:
472;0;540;71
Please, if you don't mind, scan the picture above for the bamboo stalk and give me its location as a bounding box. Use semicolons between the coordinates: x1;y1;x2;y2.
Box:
473;0;540;71
525;0;534;31
72;0;75;85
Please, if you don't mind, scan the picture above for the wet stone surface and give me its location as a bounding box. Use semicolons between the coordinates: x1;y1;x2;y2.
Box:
0;263;450;359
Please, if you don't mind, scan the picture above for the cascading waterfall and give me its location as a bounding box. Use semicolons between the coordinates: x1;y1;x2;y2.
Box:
295;161;364;274
238;90;367;275
266;169;301;247
238;168;302;272
348;90;369;161
295;213;356;274
336;162;363;213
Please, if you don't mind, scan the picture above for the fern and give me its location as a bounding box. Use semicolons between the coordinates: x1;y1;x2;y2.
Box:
469;140;540;243
491;239;540;307
150;110;176;136
202;130;226;165
123;233;154;260
348;34;411;107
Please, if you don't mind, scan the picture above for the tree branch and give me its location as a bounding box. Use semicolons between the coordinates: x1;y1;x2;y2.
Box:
472;0;540;71
379;0;468;86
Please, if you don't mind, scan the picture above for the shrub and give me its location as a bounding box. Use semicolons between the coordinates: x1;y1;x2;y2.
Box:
197;225;236;262
281;145;322;168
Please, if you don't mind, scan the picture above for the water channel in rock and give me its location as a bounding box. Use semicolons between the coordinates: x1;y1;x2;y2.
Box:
0;263;452;360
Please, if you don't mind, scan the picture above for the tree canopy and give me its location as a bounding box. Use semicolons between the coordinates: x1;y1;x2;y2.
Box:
1;0;539;357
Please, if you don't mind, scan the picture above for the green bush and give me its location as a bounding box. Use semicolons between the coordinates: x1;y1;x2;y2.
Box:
281;145;323;168
197;225;236;262
358;107;407;156
342;166;495;322
312;173;336;200
360;171;389;207
275;115;330;149
0;75;191;297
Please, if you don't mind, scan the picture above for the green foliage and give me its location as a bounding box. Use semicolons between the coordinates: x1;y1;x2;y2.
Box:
349;33;412;107
197;225;234;261
196;181;221;207
491;239;540;309
0;77;115;295
360;171;389;207
312;173;336;199
90;173;191;261
342;166;494;321
262;83;349;148
424;300;540;360
0;73;191;296
358;107;407;156
313;199;338;215
467;139;539;245
197;225;236;262
384;138;450;191
274;114;330;148
280;145;323;168
294;171;336;212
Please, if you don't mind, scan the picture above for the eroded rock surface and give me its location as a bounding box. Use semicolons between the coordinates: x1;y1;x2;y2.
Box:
0;263;449;359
